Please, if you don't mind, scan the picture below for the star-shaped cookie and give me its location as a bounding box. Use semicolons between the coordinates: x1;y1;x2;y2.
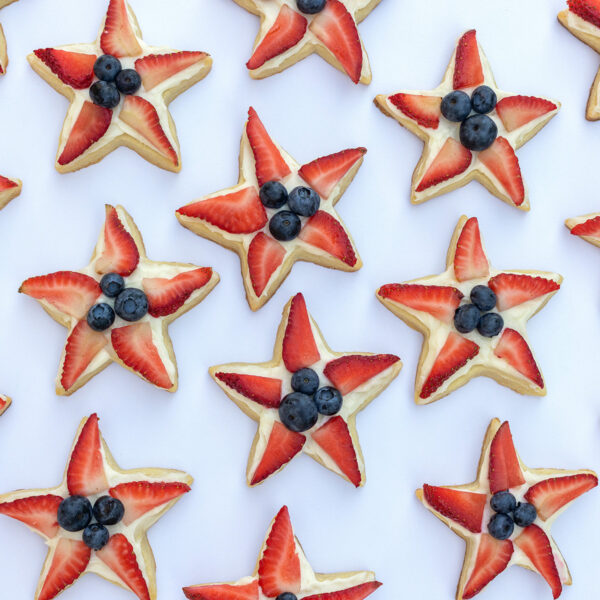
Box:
0;0;18;74
210;293;402;487
418;419;597;599
376;216;561;404
0;174;21;210
177;107;364;311
234;0;380;84
183;505;382;600
0;394;11;416
374;30;560;210
0;414;192;600
20;204;219;395
28;0;212;173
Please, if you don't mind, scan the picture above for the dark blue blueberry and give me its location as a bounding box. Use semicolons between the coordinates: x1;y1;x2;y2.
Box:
454;304;481;334
89;80;120;109
276;594;298;600
459;114;498;151
57;496;93;532
477;312;504;338
471;85;497;114
441;91;471;122
83;523;110;551
490;491;517;514
87;303;115;332
291;368;320;395
296;0;326;14
93;55;122;82
260;181;288;209
513;502;537;527
279;392;319;432
114;288;148;322
470;285;496;312
115;69;141;95
100;273;125;298
269;211;301;241
93;495;125;526
314;386;343;416
488;513;514;540
288;186;320;217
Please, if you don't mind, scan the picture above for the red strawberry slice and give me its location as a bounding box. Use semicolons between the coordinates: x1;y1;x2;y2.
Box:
215;372;283;408
422;484;486;533
389;93;442;129
496;96;557;132
0;494;63;538
298;147;366;199
177;187;267;234
324;354;400;395
298;210;357;266
310;0;363;84
95;205;140;277
38;538;91;600
420;333;479;399
0;175;18;191
453;30;484;90
111;323;173;390
377;284;463;324
463;534;513;599
109;481;190;526
183;581;260;600
143;267;213;317
61;321;108;393
494;329;544;388
282;293;320;372
524;473;598;521
100;0;142;58
453;217;489;282
135;51;208;91
568;0;600;28
33;48;96;89
96;533;150;600
416;138;472;192
247;6;307;70
58;101;112;166
514;525;562;599
479;137;525;206
570;215;600;239
488;273;560;311
0;395;9;415
258;506;301;596
20;271;101;320
247;232;286;298
303;582;382;600
251;422;305;485
488;421;525;494
120;95;178;166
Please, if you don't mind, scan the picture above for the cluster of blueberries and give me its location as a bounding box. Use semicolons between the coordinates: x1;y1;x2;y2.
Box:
296;0;327;14
454;285;503;338
441;85;499;151
90;54;142;109
57;494;125;551
487;490;537;540
87;273;148;332
279;368;343;433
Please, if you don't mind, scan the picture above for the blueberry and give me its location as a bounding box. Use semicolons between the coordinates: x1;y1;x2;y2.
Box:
288;187;320;217
471;85;497;114
470;285;496;312
441;91;472;122
454;304;481;334
314;386;343;416
488;513;514;540
57;496;93;532
93;495;125;526
83;523;110;551
459;114;498;151
114;288;148;321
513;502;537;527
100;273;125;298
115;69;141;95
477;312;504;338
291;368;320;395
89;80;120;109
269;211;301;241
490;491;517;514
94;55;122;82
87;303;115;332
279;392;318;432
276;594;298;600
296;0;326;13
260;181;288;209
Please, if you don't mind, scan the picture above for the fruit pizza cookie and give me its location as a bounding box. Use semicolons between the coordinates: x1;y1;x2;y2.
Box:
0;0;18;74
0;174;20;210
566;212;600;247
0;394;10;416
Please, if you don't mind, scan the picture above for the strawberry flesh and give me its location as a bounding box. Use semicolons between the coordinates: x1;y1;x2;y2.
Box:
135;51;208;91
463;534;513;599
453;30;484;90
183;581;260;600
324;354;399;395
34;48;96;89
488;273;560;311
570;215;600;239
0;494;63;538
95;205;140;277
38;538;91;600
416;138;472;192
423;484;486;533
568;0;600;28
247;232;286;298
479;137;525;206
453;217;489;282
282;293;320;372
389;93;442;129
298;210;357;266
496;95;557;132
494;329;544;388
488;421;525;494
215;372;283;409
100;0;142;58
303;582;382;600
0;175;17;191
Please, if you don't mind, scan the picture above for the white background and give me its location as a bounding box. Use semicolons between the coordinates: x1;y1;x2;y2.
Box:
0;0;598;599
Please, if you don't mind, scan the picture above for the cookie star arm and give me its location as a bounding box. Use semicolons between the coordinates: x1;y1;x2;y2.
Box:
0;394;10;415
566;212;600;248
0;175;21;210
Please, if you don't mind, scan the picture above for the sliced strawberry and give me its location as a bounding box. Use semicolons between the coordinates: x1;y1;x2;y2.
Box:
246;107;291;186
20;271;101;319
479;137;525;206
463;534;513;599
389;93;442;129
298;210;357;266
282;293;320;372
109;481;190;526
514;525;562;599
215;372;282;409
0;494;62;538
524;473;598;521
488;273;560;311
251;422;305;485
135;51;208;91
58;101;112;166
33;48;96;89
494;329;543;388
100;0;142;58
111;323;173;390
143;267;213;317
258;506;301;597
310;0;363;84
95;205;139;277
0;175;18;191
453;217;489;282
496;96;557;132
38;538;91;600
422;484;486;533
176;188;267;234
420;333;479;399
568;0;600;28
0;395;9;416
298;147;366;199
247;232;286;297
183;581;260;600
453;30;484;90
120;95;178;166
324;354;400;395
96;533;150;600
416;138;472;192
377;284;463;324
570;215;600;239
247;6;307;70
488;421;525;494
303;582;382;600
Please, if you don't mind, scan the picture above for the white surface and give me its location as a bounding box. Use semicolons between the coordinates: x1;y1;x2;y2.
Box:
0;1;598;599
